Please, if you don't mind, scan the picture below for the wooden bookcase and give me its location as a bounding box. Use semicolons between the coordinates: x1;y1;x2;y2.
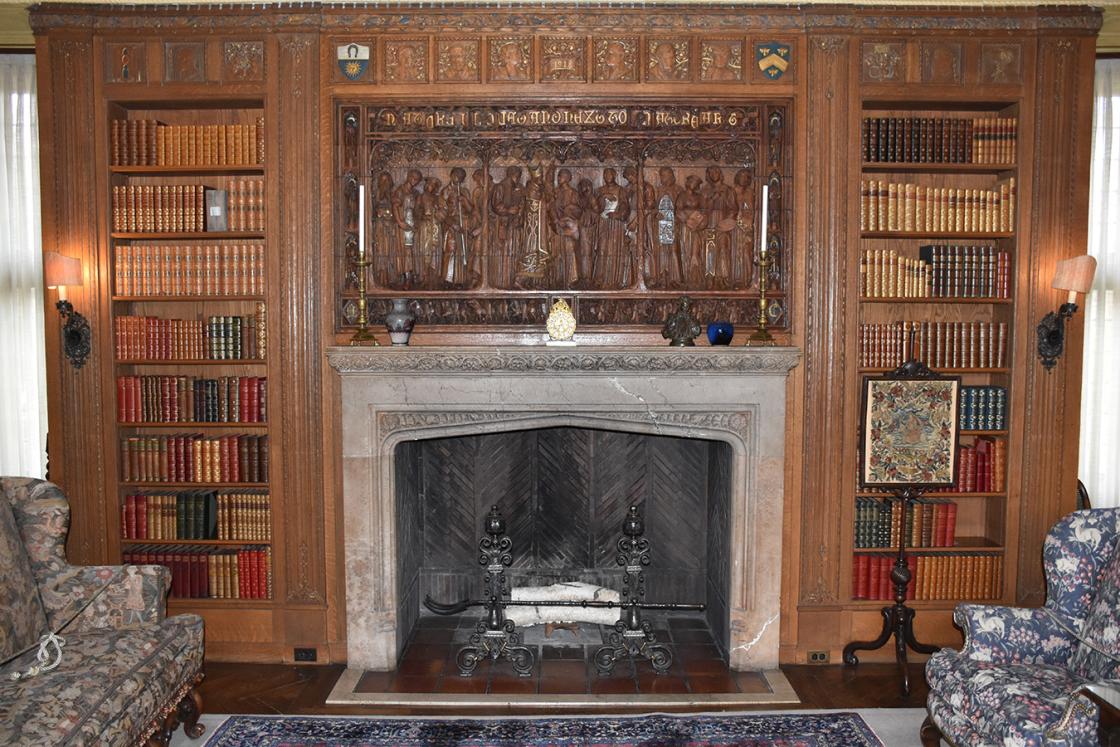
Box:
104;101;275;619
848;100;1022;615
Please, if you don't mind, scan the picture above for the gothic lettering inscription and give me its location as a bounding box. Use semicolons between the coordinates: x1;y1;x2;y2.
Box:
369;105;759;134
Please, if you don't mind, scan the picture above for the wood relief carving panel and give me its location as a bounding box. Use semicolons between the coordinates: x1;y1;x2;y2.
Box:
337;102;791;329
981;43;1022;85
919;41;962;85
646;38;690;82
223;40;264;82
384;38;428;83
164;41;207;83
436;38;480;83
488;36;533;82
541;37;586;82
105;41;146;83
860;41;904;83
699;38;743;82
593;37;638;83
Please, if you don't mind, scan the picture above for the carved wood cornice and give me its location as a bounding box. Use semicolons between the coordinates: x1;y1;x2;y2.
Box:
28;3;1102;35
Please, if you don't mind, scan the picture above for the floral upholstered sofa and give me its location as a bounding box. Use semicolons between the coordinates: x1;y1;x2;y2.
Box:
0;477;205;746
922;508;1120;746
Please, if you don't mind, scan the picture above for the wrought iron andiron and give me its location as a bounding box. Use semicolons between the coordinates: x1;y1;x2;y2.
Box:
454;505;534;678
594;505;674;676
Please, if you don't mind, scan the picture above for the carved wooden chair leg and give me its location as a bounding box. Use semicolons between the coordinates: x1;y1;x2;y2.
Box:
920;714;943;747
178;685;205;739
146;711;178;747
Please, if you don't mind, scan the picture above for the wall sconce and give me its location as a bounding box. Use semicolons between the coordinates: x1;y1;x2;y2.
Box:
1037;255;1097;371
44;251;91;369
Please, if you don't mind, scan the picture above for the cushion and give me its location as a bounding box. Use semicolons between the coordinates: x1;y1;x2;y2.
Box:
0;613;204;747
0;496;47;661
927;651;1088;746
1070;535;1120;680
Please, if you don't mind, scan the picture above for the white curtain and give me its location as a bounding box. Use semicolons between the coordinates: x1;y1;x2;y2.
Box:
0;54;46;478
1081;59;1120;508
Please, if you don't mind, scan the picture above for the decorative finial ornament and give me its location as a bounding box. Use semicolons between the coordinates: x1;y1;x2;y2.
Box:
661;295;702;346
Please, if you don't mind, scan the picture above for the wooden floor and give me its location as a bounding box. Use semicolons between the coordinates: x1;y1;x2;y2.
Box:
196;661;930;715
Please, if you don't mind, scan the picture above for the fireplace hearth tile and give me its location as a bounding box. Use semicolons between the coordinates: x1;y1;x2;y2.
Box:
637;673;690;694
354;671;395;693
439;675;489;694
734;671;773;694
688;673;741;694
391;674;441;693
541;645;586;660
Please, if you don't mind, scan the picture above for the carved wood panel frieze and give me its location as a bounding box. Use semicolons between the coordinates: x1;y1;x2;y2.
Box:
488;36;533;82
337;102;790;330
541;37;586;82
700;38;743;82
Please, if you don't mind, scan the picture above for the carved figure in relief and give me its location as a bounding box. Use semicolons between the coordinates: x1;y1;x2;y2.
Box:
593;168;631;289
516;162;549;284
548;167;582;287
597;40;632;81
416;177;446;285
391;169;423;286
653;166;683;287
389;43;425;82
623;166;655;285
469;169;487;282
678;175;706;284
441;41;477;82
701;166;737;288
440;167;476;287
371;171;405;287
493;42;530;81
577;178;599;288
731;167;755;289
649;41;687;81
489;165;526;288
702;42;740;82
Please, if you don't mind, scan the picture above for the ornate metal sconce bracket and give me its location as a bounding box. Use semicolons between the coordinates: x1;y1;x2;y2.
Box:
1037;302;1077;371
56;299;91;369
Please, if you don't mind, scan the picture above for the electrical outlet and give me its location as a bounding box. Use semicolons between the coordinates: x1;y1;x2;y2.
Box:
808;650;830;664
294;647;317;662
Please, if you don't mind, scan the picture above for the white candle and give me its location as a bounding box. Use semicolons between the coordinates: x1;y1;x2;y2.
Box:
759;182;769;256
358;183;366;261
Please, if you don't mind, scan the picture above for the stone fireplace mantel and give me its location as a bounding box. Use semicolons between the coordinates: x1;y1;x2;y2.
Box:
327;345;800;672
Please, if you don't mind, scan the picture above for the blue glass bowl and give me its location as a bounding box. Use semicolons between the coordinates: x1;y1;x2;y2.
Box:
707;321;734;345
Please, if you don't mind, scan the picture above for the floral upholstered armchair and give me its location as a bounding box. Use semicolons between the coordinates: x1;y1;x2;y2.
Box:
0;477;205;746
922;508;1120;747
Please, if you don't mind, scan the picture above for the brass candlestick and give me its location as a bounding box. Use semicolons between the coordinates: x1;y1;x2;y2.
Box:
748;238;775;344
350;256;379;345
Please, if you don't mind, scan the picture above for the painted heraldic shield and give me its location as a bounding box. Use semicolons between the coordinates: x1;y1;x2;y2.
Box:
755;42;791;80
338;43;370;81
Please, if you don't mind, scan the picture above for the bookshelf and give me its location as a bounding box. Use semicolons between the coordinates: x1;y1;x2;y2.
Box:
850;102;1021;617
106;102;274;609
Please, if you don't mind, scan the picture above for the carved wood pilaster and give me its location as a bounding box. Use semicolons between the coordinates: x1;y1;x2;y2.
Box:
799;35;850;606
1017;35;1095;606
39;36;108;564
274;33;326;605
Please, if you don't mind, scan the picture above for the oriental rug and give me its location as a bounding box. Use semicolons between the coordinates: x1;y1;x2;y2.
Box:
203;712;883;746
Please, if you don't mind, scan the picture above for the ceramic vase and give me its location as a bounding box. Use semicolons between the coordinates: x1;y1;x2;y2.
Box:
385;298;415;345
707;321;734;345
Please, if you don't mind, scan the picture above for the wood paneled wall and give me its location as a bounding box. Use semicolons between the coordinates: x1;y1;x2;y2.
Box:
30;3;1101;665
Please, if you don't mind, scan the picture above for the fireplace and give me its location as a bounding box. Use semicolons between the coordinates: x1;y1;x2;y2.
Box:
327;346;799;672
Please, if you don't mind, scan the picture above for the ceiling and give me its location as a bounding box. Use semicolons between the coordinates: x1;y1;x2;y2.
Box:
2;2;1118;51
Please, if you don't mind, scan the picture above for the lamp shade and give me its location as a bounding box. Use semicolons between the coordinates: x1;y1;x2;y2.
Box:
43;252;82;288
1052;255;1097;295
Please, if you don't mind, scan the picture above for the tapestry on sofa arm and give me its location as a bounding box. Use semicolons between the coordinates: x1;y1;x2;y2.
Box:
0;496;47;661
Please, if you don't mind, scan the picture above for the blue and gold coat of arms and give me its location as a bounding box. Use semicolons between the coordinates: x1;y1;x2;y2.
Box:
337;43;370;81
755;42;791;80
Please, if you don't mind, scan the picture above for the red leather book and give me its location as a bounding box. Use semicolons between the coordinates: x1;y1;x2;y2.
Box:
853;554;868;599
